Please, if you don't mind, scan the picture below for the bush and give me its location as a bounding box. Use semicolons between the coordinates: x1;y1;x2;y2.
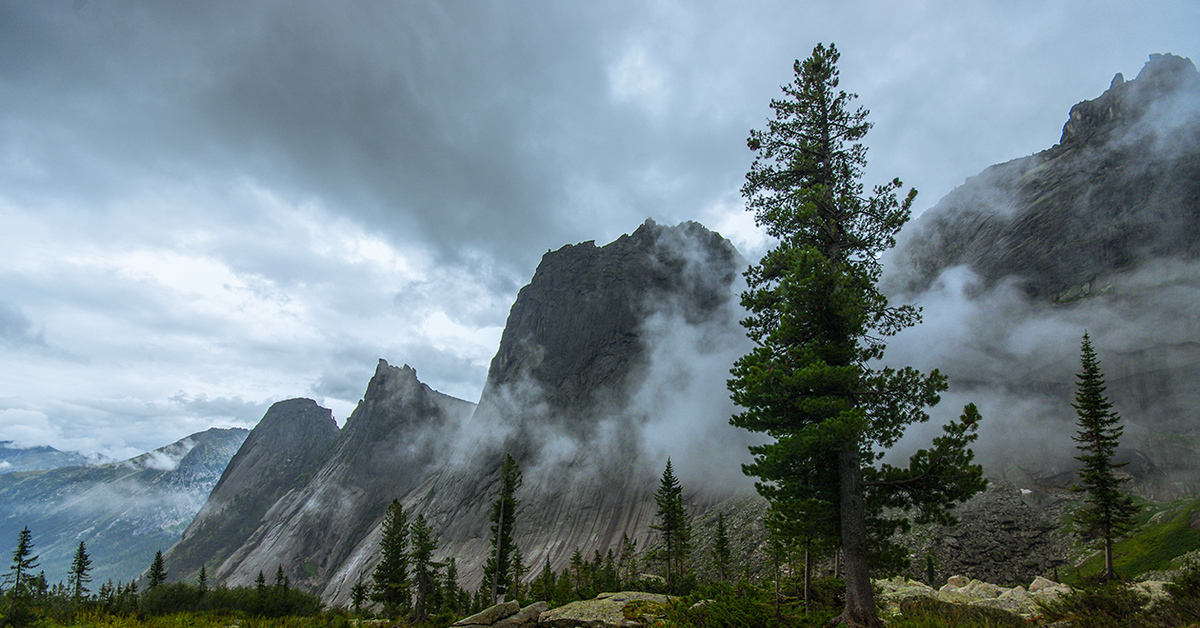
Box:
893;597;1024;628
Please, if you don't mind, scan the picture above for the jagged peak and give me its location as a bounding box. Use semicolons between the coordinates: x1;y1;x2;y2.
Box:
1060;52;1199;145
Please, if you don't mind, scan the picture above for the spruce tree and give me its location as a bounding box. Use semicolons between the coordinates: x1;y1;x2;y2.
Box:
5;526;39;620
484;454;522;603
711;512;732;582
350;578;368;615
651;458;691;592
729;43;986;627
147;549;167;589
1071;331;1139;581
409;513;438;622
198;564;208;591
70;541;92;599
372;499;410;616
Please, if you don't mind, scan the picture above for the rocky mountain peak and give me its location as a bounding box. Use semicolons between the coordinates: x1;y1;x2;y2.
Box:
1060;53;1199;145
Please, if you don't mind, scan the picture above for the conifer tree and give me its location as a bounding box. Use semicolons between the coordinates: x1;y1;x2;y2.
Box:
618;534;639;586
372;499;410;616
508;545;526;601
5;526;39;620
441;558;463;614
1071;331;1139;581
651;458;691;591
147;549;167;589
729;43;986;627
198;564;208;591
484;454;522;603
350;578;368;615
409;513;438;622
711;512;732;582
569;548;584;597
255;570;266;592
70;541;92;599
534;556;554;602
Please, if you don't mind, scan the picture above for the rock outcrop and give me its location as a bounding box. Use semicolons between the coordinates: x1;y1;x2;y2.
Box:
164;398;339;581
892;53;1200;300
164;360;475;593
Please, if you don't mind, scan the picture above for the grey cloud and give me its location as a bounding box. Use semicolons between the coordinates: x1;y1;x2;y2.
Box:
0;302;45;348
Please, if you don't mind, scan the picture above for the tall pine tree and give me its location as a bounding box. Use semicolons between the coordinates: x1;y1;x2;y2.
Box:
5;526;39;619
484;454;522;603
729;43;985;627
710;512;732;583
1071;331;1139;581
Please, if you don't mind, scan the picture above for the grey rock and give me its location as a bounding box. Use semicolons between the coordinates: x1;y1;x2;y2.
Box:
453;600;520;627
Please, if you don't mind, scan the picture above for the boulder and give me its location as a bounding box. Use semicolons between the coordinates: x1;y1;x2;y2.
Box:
453;600;520;627
537;591;672;628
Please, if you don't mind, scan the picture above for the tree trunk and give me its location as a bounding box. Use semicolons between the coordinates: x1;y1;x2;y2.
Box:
804;542;811;610
1104;536;1115;581
829;445;882;628
492;504;505;604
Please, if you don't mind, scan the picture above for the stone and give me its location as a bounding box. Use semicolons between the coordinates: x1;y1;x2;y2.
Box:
453;600;520;627
493;602;548;628
537;591;672;628
946;575;970;588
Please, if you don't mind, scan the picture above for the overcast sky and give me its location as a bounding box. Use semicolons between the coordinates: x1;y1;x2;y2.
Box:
1;0;1196;459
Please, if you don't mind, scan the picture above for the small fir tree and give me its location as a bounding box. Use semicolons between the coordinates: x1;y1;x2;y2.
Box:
618;534;639;586
484;454;522;603
5;526;40;619
198;564;208;591
651;458;691;591
409;513;438;622
147;549;167;589
710;512;732;582
70;541;92;599
1071;331;1139;581
255;570;267;593
372;499;410;616
350;577;368;615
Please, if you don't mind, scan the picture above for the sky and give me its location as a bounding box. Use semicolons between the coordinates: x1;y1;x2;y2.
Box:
0;0;1196;460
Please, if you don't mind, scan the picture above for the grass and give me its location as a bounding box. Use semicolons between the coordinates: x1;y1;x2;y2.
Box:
1070;496;1200;582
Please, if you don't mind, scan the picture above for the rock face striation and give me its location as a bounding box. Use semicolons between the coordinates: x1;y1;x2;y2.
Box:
0;428;248;585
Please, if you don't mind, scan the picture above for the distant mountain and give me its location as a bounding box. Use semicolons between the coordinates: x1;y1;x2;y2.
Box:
0;428;247;586
165;220;754;603
0;441;104;474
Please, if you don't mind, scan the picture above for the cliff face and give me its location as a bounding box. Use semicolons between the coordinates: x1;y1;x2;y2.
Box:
892;53;1200;300
165;360;475;592
0;428;247;585
163;398;339;580
884;53;1200;496
170;220;750;604
320;219;749;604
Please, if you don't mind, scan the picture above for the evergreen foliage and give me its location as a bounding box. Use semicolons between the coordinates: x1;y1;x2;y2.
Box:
651;458;692;592
729;42;986;627
371;499;410;617
483;454;522;603
147;550;167;590
197;564;208;591
409;513;438;622
68;542;92;600
711;512;732;582
1071;331;1140;581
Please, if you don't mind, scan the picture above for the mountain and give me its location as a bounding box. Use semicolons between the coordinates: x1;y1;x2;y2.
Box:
165;219;755;603
883;53;1200;497
0;427;247;586
0;441;103;474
